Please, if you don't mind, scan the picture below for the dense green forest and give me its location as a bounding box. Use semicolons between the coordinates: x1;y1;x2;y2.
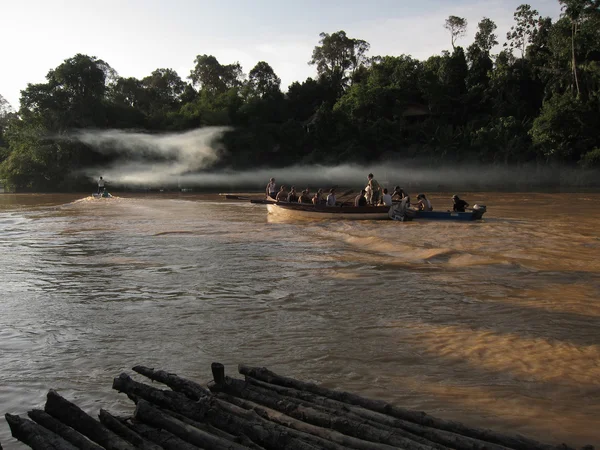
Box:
1;0;599;191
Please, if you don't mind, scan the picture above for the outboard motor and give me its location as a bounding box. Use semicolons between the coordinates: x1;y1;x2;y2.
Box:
472;204;486;212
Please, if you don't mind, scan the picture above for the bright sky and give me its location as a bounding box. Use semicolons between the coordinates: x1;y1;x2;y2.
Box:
0;0;561;109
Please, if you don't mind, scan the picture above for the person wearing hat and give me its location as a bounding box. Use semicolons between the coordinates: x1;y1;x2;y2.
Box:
416;193;433;211
392;186;406;200
452;195;469;212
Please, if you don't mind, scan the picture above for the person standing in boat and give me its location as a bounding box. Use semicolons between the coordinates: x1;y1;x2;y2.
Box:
287;186;299;203
354;190;368;207
266;178;277;199
382;188;393;206
416;194;433;211
326;188;336;206
367;173;381;205
452;195;469;212
275;185;287;202
97;176;105;194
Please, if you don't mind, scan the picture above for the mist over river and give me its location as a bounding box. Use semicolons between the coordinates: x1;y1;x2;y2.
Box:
0;192;599;448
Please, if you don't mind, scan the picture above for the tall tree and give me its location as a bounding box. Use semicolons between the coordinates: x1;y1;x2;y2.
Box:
444;16;468;50
505;4;541;57
474;17;498;54
247;61;281;98
308;31;370;90
189;55;244;93
559;0;600;96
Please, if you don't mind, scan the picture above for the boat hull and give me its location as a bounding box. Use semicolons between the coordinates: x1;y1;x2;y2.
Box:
414;210;484;221
267;203;390;220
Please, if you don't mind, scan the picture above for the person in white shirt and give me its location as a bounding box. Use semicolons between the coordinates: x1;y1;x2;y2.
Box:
97;176;105;194
266;177;277;199
326;188;336;206
381;188;393;206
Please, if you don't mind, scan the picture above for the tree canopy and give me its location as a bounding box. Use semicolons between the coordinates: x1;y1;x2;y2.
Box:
1;0;600;191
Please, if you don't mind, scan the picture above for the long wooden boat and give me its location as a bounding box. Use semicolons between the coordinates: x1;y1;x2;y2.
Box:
261;201;487;221
267;202;391;220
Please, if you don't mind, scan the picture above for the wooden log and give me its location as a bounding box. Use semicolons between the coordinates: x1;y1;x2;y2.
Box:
212;377;441;450
243;376;513;450
28;409;104;450
98;409;163;450
135;399;251;450
113;373;345;450
213;390;419;450
160;406;267;450
212;363;225;386
239;365;563;450
5;413;78;450
132;365;210;400
126;420;203;450
44;389;136;450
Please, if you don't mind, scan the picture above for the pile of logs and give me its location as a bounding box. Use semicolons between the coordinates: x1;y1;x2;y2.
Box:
3;363;593;450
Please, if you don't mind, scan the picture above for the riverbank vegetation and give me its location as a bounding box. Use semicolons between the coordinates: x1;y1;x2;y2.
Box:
1;0;599;191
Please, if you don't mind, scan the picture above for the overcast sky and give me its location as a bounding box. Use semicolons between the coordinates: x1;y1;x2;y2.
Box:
0;0;562;109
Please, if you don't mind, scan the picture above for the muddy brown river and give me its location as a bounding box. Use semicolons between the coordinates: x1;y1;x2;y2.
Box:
0;192;599;448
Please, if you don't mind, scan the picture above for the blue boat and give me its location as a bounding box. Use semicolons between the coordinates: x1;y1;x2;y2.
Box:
413;206;486;221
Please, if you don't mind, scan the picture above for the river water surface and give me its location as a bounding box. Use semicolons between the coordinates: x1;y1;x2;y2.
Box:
0;192;599;449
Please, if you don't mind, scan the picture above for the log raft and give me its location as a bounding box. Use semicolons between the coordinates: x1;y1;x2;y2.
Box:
2;364;593;450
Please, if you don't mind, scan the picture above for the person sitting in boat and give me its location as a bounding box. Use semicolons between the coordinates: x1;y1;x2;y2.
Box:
275;185;287;202
266;177;277;199
392;186;406;200
381;188;393;206
364;184;372;205
354;189;367;207
326;188;336;206
312;189;324;205
416;194;433;211
452;195;469;212
367;173;381;205
287;186;299;203
299;189;312;204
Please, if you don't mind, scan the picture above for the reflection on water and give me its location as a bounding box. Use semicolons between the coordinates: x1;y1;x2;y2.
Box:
0;192;599;448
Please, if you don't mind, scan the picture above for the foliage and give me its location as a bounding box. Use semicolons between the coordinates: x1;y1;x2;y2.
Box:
444;16;468;50
505;4;541;57
2;0;600;191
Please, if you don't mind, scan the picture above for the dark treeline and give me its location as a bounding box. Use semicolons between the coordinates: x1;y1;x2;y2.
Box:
1;0;600;191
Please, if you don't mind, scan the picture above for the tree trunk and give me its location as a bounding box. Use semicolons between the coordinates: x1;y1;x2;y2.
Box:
28;409;104;450
125;420;203;450
572;21;580;97
133;365;210;400
113;373;335;450
214;390;425;450
238;365;561;450
5;413;78;450
44;389;136;450
242;376;513;450
212;377;438;450
134;399;251;450
98;409;163;450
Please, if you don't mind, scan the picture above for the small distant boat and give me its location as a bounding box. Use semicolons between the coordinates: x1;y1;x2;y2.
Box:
414;207;486;221
92;192;113;199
